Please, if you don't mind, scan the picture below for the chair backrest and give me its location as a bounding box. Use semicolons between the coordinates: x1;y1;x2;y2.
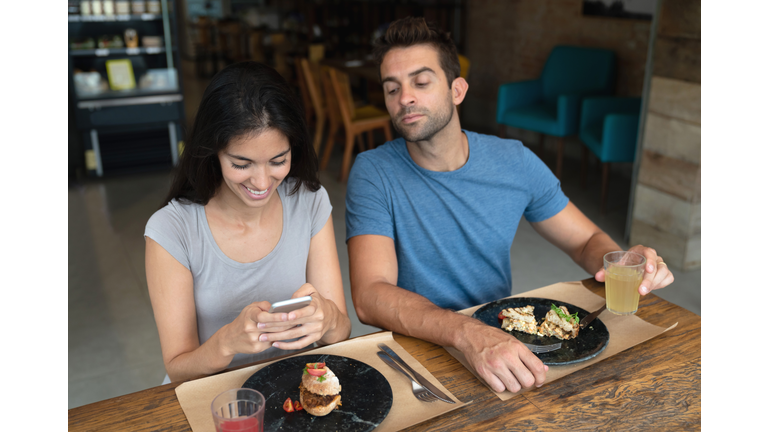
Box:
299;58;325;117
458;54;470;79
295;57;313;123
271;33;289;78
327;68;356;126
319;66;342;126
308;43;325;62
540;46;616;103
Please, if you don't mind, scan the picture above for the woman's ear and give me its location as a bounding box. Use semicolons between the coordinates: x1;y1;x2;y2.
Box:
451;77;469;105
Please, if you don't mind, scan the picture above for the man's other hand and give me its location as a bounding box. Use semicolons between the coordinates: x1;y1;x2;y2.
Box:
459;322;548;393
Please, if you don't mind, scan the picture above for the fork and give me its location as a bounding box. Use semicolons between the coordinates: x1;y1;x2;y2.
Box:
522;342;561;353
377;352;438;403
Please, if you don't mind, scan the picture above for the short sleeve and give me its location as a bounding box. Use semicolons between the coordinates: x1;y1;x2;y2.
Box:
144;202;192;270
345;155;395;242
308;185;333;237
521;147;570;222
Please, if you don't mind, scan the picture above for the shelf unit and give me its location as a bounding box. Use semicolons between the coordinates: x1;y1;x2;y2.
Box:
68;0;185;177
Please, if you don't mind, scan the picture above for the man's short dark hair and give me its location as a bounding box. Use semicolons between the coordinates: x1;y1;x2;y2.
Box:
372;17;461;87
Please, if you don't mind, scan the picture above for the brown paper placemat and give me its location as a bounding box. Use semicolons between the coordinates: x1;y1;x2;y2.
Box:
445;280;678;401
176;332;466;431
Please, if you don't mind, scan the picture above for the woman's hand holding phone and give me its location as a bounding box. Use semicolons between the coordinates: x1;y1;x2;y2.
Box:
218;283;343;357
257;283;343;350
218;296;306;357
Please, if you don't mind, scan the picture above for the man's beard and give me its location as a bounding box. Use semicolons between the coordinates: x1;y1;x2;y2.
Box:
393;93;454;142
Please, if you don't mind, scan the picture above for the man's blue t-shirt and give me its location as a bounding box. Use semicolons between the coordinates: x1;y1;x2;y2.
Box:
345;130;569;311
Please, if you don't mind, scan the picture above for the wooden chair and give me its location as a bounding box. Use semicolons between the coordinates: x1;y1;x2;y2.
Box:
458;54;471;80
298;58;327;154
295;57;315;127
308;43;325;62
297;48;325;133
320;67;393;182
271;33;290;79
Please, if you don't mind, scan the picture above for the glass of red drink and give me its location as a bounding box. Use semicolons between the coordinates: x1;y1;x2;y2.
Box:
211;388;265;432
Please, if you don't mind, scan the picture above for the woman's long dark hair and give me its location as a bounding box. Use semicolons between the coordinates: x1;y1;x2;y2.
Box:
163;61;319;207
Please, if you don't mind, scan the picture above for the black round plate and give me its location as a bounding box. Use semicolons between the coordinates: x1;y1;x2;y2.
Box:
472;297;609;365
242;354;393;431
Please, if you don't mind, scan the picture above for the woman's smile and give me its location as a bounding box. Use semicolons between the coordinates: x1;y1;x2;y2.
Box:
242;184;271;200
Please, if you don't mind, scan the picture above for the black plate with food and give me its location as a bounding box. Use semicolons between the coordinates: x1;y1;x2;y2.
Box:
242;354;392;431
472;297;609;365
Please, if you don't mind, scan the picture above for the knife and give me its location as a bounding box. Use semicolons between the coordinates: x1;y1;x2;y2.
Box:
377;343;456;404
580;303;607;329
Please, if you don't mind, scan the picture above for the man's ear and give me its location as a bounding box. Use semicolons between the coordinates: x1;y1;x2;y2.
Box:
451;77;469;105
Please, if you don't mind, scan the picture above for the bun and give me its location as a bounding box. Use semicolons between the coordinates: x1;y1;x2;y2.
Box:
299;392;341;417
299;366;341;417
301;367;341;395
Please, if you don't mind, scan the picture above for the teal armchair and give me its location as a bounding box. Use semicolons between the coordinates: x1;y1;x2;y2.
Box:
496;45;616;178
578;96;641;213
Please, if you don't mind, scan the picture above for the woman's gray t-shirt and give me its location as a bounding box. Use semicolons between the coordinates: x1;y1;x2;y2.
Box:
144;178;333;369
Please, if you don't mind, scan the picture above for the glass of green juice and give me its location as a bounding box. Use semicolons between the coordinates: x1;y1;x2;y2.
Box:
603;251;646;315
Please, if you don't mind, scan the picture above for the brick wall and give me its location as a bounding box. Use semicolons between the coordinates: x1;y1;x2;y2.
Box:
629;0;701;270
462;0;652;139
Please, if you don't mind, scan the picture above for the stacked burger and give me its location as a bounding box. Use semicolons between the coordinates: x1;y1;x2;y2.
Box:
299;362;342;416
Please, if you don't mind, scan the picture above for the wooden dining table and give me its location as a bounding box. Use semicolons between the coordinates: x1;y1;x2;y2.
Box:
68;278;701;430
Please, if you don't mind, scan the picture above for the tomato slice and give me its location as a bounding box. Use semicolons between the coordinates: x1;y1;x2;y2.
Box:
306;362;326;369
293;400;303;411
283;398;294;412
307;367;327;377
498;311;505;324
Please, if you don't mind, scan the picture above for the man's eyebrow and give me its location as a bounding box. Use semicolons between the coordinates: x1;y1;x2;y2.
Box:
226;148;290;162
408;67;436;78
381;66;437;85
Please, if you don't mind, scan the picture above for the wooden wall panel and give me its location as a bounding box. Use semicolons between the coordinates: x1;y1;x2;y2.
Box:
648;77;701;124
643;113;701;164
657;0;701;40
632;184;694;238
652;36;701;83
637;151;701;203
684;235;701;271
630;220;687;269
630;1;701;271
689;203;701;236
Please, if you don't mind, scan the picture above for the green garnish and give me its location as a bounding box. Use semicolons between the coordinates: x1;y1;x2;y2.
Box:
551;304;579;324
303;366;327;382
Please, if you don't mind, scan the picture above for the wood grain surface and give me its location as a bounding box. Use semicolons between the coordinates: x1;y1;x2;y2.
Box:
69;279;701;431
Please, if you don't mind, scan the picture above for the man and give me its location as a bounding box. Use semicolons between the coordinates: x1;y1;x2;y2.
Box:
345;17;674;394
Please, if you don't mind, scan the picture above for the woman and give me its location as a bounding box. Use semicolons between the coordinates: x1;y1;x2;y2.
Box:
144;62;351;383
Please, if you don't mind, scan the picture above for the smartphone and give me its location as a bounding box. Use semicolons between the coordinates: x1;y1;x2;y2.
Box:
269;296;312;314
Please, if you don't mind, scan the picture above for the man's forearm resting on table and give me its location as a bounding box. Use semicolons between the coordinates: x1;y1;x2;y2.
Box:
353;281;477;349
